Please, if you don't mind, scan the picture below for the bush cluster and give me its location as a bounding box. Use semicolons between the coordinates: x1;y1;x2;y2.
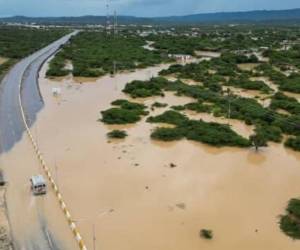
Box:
285;137;300;151
101;99;148;124
47;32;170;77
270;92;300;115
147;111;251;147
280;199;300;240
225;76;272;93
107;130;128;139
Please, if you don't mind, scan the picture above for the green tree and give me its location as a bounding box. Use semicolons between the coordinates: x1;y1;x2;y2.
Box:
250;133;267;151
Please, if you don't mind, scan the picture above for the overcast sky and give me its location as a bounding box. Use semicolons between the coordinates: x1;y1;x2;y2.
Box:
0;0;300;17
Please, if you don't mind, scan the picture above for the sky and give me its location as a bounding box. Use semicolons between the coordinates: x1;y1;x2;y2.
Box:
0;0;300;17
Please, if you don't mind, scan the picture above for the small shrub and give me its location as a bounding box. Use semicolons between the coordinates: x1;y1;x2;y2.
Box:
107;130;128;139
249;133;268;151
152;102;168;108
200;229;213;239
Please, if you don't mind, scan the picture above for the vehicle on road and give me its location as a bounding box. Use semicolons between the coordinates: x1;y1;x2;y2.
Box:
30;175;47;195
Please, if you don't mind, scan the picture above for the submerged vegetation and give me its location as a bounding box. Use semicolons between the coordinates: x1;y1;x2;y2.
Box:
200;229;213;240
101;99;148;124
147;111;250;147
285;137;300;151
107;130;128;139
280;199;300;240
95;26;300;151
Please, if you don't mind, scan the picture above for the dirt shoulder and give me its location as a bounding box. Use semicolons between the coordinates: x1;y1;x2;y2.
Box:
0;188;13;250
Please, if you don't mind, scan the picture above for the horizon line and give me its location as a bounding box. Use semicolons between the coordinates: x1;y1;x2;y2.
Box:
1;7;300;19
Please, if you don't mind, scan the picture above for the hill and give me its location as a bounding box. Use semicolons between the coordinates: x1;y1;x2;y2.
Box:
1;8;300;25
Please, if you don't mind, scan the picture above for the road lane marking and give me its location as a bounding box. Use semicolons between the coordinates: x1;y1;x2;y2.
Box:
17;32;87;250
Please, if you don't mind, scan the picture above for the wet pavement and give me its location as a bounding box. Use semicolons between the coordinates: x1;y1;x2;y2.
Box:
0;32;78;250
0;31;77;153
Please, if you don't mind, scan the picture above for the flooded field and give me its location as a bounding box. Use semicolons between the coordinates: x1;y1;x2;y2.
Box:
3;59;300;250
183;111;254;138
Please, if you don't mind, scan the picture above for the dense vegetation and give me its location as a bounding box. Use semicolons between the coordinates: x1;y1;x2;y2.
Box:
225;76;272;93
47;31;171;77
285;137;300;151
101;99;148;124
0;26;67;79
147;111;250;147
255;64;300;93
0;26;67;59
280;199;300;240
270;92;300;115
146;26;293;55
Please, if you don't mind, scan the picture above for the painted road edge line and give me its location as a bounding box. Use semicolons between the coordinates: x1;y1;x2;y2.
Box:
17;43;88;250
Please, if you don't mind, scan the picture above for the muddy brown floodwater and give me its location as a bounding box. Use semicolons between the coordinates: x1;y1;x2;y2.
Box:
4;58;300;250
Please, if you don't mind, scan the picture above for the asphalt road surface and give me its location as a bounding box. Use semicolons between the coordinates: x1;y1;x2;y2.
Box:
0;31;78;250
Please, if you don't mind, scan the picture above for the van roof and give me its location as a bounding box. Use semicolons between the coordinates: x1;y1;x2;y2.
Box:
31;175;46;186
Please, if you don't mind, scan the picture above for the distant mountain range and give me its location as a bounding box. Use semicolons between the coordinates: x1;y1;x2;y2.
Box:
1;8;300;25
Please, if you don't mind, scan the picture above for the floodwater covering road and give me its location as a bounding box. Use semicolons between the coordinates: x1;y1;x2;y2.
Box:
0;32;79;250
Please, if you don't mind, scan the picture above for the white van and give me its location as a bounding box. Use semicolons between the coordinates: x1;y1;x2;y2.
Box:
30;175;47;195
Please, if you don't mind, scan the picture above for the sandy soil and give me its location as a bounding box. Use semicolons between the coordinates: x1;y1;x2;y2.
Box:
3;59;300;250
0;58;8;65
237;63;260;71
143;41;156;51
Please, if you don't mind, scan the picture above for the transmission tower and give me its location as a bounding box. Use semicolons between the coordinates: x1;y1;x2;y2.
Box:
114;10;118;36
106;0;111;34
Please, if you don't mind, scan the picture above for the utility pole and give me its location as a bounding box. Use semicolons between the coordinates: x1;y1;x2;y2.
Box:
114;10;118;37
113;61;117;76
106;0;111;35
227;89;232;120
228;100;231;119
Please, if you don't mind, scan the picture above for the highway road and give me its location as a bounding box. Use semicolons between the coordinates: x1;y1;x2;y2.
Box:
0;32;78;250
